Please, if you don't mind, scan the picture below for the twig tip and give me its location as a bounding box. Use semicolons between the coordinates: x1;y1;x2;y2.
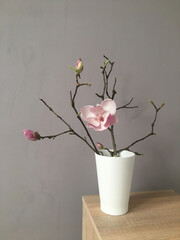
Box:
160;103;165;108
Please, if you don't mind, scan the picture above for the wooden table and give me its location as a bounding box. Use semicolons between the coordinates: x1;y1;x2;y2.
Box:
82;190;180;240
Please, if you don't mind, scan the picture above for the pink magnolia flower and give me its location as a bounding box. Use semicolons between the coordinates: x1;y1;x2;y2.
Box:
80;99;118;131
76;58;83;74
23;130;40;141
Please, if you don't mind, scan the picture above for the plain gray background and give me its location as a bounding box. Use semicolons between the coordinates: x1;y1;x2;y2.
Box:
0;0;180;239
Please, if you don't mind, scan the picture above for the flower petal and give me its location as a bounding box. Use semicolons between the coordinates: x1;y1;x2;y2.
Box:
101;112;110;123
109;115;118;125
90;106;104;115
87;117;100;127
23;130;38;141
103;114;111;128
93;123;109;131
101;99;116;115
104;114;118;128
80;105;94;121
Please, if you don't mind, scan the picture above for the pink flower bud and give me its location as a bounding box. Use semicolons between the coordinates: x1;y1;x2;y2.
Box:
23;130;40;141
96;142;104;149
76;58;83;74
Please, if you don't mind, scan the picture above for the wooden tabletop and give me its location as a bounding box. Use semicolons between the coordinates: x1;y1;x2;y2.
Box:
82;190;180;240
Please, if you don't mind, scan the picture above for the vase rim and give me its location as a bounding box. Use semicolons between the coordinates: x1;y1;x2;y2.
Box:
95;150;135;158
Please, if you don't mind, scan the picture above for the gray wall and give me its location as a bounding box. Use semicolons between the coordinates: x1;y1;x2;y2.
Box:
0;0;180;239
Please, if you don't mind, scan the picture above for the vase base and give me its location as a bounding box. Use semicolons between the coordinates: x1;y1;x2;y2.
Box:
100;206;128;216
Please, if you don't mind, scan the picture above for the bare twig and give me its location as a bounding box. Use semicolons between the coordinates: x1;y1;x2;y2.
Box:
40;98;96;152
72;82;91;102
96;55;115;101
96;69;106;100
117;101;165;155
112;78;117;99
116;97;138;110
108;126;117;156
40;130;72;140
104;148;114;156
70;74;98;153
40;98;71;129
105;62;114;99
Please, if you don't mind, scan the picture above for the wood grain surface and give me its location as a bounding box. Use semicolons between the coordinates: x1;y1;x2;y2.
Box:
82;190;180;240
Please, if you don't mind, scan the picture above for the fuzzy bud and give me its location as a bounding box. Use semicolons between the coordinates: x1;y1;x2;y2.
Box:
75;58;83;74
96;142;104;149
23;130;40;141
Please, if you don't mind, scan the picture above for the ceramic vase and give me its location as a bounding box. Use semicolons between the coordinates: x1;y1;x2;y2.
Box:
95;150;135;216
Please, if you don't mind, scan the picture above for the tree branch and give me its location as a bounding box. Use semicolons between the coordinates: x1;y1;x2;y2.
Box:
70;74;99;153
40;130;72;140
117;101;165;155
40;98;96;153
116;97;138;110
40;98;71;129
38;57;164;157
108;126;117;156
96;55;115;101
112;77;117;99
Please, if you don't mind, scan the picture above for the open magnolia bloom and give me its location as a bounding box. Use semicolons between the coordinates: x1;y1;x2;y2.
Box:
80;99;118;131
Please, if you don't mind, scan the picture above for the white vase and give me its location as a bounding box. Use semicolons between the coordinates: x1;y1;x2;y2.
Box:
95;150;135;216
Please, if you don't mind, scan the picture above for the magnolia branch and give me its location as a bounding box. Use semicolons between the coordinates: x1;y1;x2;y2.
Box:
117;101;165;155
40;98;95;152
116;97;138;110
109;126;117;155
99;148;114;156
96;56;138;109
96;55;115;100
72;81;91;102
105;62;114;99
40;130;72;139
70;74;98;153
40;98;71;129
35;57;164;157
95;56;139;156
112;77;117;100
